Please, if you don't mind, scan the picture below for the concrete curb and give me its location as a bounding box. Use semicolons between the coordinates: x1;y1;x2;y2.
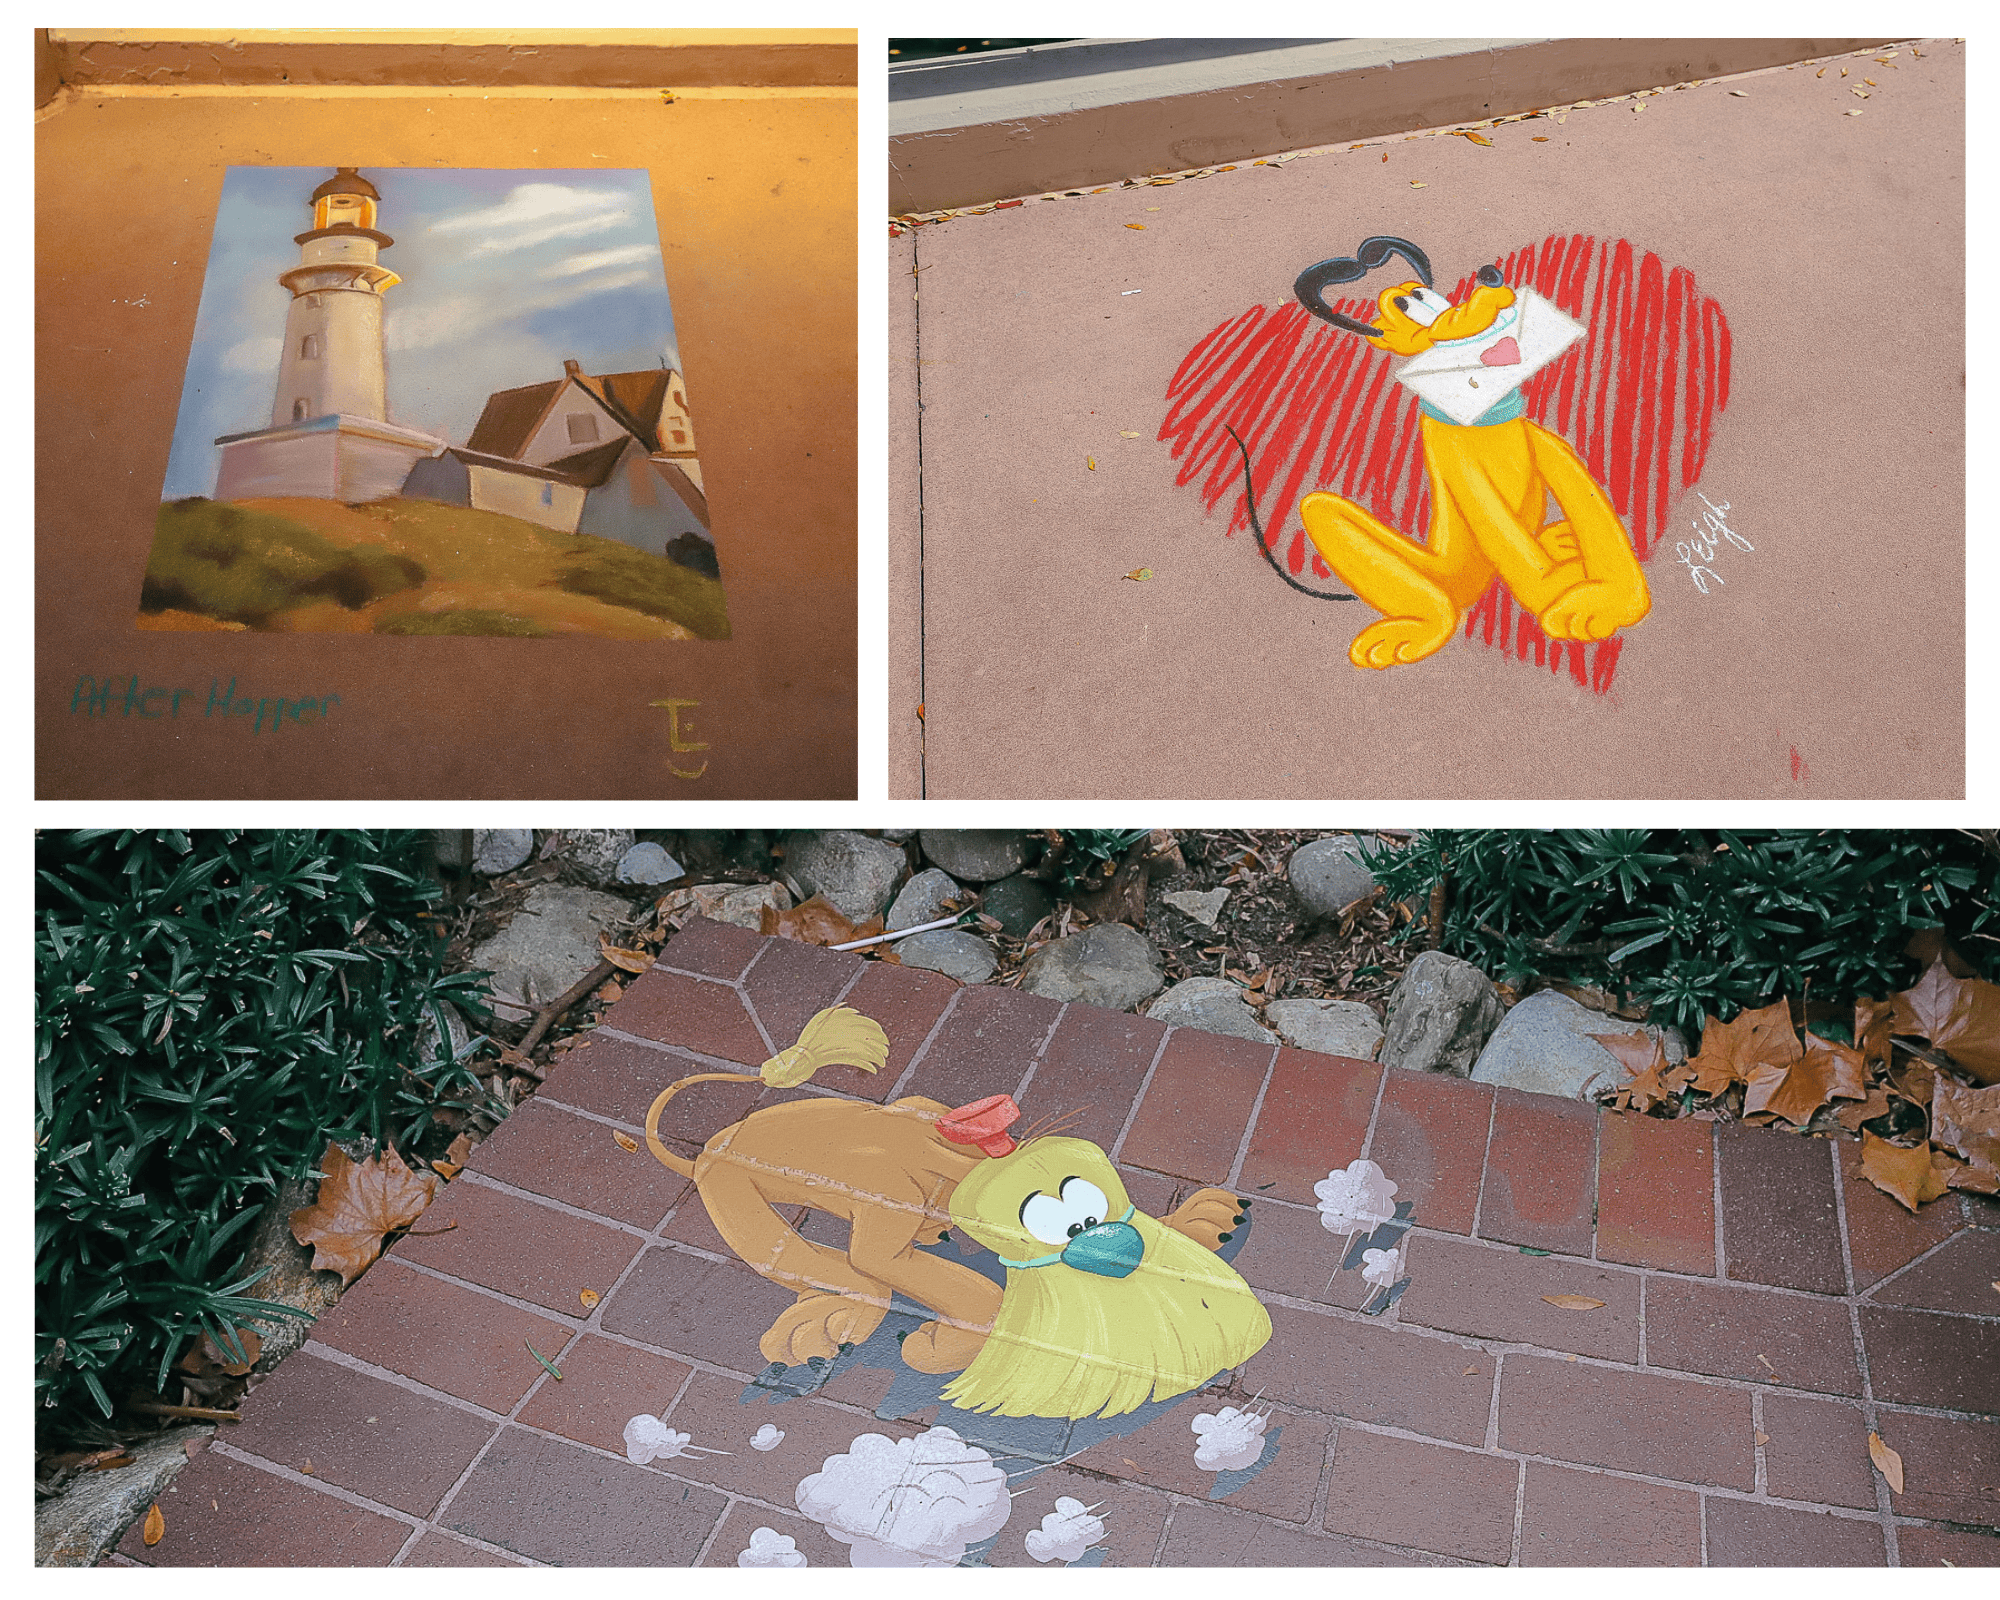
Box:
889;36;1890;213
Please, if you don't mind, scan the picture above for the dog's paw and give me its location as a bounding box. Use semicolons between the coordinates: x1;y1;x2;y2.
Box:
1350;616;1453;669
1538;580;1648;641
898;1318;986;1375
759;1293;885;1366
1164;1186;1250;1251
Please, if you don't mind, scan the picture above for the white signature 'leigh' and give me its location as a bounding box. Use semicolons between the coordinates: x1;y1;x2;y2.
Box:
1676;491;1753;594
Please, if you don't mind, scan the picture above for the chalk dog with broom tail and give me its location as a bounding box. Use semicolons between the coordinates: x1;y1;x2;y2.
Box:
645;1006;1270;1419
1229;235;1649;669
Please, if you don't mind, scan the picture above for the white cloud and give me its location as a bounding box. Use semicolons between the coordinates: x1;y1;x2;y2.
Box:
385;267;655;354
541;243;656;280
428;183;634;258
1191;1406;1269;1473
223;335;282;375
795;1427;1012;1568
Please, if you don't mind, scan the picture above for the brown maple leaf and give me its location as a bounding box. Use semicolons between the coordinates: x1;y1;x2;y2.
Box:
1685;999;1801;1096
289;1142;439;1284
1834;1085;1895;1133
1747;1031;1871;1127
1854;997;1896;1071
760;894;884;948
1859;1132;1950;1213
1891;960;2000;1085
1931;1075;2000;1195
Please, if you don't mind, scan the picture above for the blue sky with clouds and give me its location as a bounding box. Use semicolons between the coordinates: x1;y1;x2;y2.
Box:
161;166;679;500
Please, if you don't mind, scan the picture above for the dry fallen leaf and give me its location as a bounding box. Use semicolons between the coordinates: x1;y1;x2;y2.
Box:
614;1130;640;1153
1686;998;1801;1096
1836;1085;1895;1133
289;1142;439;1285
431;1160;462;1180
1931;1075;2000;1194
1755;1430;1771;1447
599;939;657;975
1543;1295;1607;1310
1086;456;1097;471
204;1326;262;1378
1463;1366;1479;1376
1125;223;1147;230
580;1289;601;1309
1756;1353;1776;1372
143;1503;165;1545
1410;181;1427;188
1869;1431;1904;1493
1861;1132;1951;1213
760;894;882;949
1532;135;1550;141
1730;89;1749;96
1846;110;1864;116
1118;430;1142;438
1894;959;2000;1083
1122;568;1154;582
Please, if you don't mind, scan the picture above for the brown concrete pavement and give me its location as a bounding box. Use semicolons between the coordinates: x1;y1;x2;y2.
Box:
112;919;1997;1566
889;41;1964;798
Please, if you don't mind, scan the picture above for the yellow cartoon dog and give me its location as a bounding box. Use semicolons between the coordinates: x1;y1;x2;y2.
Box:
1270;236;1649;670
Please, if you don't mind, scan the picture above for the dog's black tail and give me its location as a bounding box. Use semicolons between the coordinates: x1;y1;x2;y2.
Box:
1223;423;1355;603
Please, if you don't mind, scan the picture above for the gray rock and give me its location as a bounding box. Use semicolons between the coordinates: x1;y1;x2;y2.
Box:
415;998;471;1073
1018;922;1165;1010
894;929;998;985
473;828;534;875
616;842;684;885
887;867;967;931
656;882;792;932
432;828;473;870
36;1425;216;1566
783;830;909;921
227;1174;349;1371
1162;887;1229;927
981;874;1055;937
919;830;1033;883
555;828;637;886
1380;950;1504;1075
879;829;919;844
1145;976;1279;1043
1471;990;1682;1100
1265;998;1383;1060
1288;834;1379;918
470;883;636;1019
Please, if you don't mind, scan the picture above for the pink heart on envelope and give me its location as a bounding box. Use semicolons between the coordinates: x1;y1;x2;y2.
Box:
1479;336;1522;367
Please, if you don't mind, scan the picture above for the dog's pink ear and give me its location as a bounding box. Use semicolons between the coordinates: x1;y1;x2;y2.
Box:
939;1094;1021;1158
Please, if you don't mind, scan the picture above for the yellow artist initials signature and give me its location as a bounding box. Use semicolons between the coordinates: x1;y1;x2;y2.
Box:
649;698;710;781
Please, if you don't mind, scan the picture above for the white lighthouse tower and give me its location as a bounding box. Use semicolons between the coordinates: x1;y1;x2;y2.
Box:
212;168;443;503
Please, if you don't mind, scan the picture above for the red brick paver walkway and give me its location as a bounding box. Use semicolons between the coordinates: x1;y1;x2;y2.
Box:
116;921;2000;1567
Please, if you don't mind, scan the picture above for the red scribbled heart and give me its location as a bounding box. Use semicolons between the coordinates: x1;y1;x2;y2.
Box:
1160;233;1733;692
1480;336;1522;367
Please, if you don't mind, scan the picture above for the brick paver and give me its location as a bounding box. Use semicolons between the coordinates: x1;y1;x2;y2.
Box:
137;920;1997;1567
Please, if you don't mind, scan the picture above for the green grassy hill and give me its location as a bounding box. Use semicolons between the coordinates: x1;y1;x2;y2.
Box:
137;496;731;640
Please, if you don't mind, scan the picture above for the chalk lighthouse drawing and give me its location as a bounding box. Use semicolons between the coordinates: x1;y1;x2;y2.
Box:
211;169;448;502
140;165;732;640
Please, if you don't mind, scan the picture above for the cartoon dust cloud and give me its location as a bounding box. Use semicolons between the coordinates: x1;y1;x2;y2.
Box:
642;1009;1268;1419
1315;1158;1399;1237
623;1415;729;1465
795;1426;1011;1567
1190;1404;1270;1473
737;1527;808;1568
751;1424;786;1452
1024;1497;1109;1564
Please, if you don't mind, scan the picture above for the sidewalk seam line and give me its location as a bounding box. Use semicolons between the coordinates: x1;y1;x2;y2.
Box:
1010;1000;1065;1102
1356;1061;1391;1162
1712;1125;1728;1279
1470;1092;1500;1239
1855;1226;1973;1303
1107;1025;1174;1164
203;1437;427;1530
886;981;965;1099
1225;1043;1280;1190
911;227;928;798
451;1168;659;1240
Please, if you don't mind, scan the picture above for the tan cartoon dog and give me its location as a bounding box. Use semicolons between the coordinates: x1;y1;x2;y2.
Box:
644;1007;1264;1416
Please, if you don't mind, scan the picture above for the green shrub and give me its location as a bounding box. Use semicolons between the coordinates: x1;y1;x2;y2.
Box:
140;499;424;623
556;538;732;640
35;830;493;1433
1362;830;1999;1036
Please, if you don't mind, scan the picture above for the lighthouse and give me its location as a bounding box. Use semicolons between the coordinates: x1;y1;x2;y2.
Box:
212;167;444;504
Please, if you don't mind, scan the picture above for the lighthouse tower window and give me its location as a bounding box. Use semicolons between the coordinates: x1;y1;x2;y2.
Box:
300;335;320;359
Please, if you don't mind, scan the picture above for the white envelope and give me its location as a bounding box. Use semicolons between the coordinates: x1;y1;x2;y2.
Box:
1393;289;1585;426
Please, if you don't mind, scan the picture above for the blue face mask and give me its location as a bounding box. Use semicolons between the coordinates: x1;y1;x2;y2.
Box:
997;1206;1143;1279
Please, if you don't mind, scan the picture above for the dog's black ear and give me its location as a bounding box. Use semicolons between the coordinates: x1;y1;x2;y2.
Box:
1294;235;1434;337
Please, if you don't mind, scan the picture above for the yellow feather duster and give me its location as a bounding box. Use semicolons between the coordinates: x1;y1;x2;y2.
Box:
759;1005;889;1087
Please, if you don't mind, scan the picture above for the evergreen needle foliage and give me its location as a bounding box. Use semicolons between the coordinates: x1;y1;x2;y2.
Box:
34;830;492;1433
1362;830;1999;1036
